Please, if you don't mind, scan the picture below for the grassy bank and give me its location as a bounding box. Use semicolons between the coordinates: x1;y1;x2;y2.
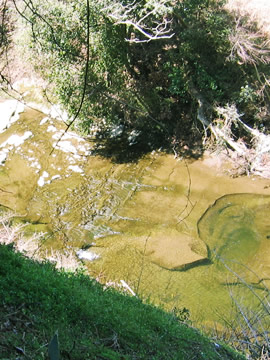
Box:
0;244;245;360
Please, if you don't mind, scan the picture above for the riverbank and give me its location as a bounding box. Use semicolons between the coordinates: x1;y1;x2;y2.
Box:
1;1;270;357
226;0;270;36
0;243;245;360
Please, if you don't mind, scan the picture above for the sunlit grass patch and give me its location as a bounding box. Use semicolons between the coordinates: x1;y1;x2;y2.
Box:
0;243;245;359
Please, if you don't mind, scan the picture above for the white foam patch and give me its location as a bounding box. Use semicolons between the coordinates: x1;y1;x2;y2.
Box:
37;177;45;187
52;133;62;140
40;117;49;125
0;151;7;165
28;158;41;171
0;131;33;148
51;174;61;181
68;165;83;173
0;100;25;132
76;250;100;261
47;125;57;132
55;140;77;153
37;171;49;187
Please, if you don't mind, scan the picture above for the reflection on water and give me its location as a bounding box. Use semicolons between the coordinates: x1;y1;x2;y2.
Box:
1;100;270;327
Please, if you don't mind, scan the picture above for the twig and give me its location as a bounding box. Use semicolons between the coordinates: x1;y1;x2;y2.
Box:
120;280;136;297
229;290;260;348
50;0;91;155
177;159;196;225
216;254;270;316
136;233;150;294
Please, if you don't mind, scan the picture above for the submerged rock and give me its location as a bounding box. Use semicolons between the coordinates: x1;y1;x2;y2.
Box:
198;193;270;265
134;229;208;271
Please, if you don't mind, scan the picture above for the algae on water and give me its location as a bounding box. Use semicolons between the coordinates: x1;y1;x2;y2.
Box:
1;97;270;325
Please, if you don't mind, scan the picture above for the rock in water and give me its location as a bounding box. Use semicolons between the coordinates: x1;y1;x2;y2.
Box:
134;229;209;271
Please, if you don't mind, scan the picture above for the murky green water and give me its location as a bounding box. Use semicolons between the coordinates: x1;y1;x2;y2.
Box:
198;194;270;264
1;99;270;328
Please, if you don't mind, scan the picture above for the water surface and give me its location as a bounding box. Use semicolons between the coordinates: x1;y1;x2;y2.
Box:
1;100;270;327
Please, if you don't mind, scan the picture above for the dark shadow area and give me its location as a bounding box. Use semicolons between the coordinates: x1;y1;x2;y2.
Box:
174;257;212;272
85;3;270;165
91;136;157;163
8;0;269;167
89;119;205;164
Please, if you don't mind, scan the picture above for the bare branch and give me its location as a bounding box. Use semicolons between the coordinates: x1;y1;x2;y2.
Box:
228;17;270;65
101;0;175;42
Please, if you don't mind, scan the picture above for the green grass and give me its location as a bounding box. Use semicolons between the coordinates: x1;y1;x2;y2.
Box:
0;244;245;360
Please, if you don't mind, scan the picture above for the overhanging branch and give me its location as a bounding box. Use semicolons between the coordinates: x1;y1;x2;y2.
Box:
101;0;175;42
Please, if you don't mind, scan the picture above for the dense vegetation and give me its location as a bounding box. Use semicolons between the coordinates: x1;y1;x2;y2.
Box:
0;244;245;359
0;0;13;85
9;0;269;160
0;2;269;358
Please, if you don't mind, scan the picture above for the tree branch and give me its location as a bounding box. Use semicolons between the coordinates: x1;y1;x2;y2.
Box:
102;0;175;42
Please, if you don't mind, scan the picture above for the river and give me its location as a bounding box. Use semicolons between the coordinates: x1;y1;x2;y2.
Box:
1;92;270;330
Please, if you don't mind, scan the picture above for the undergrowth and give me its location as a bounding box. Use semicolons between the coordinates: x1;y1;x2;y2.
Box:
0;244;245;360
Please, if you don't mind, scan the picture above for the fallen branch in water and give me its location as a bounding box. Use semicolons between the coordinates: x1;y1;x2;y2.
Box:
213;254;270;358
187;84;270;178
120;280;136;297
210;104;270;178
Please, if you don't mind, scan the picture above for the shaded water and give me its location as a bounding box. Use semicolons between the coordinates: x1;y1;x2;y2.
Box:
1;99;270;327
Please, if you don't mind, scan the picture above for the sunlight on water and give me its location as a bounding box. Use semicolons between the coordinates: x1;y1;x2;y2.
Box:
1;101;270;328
